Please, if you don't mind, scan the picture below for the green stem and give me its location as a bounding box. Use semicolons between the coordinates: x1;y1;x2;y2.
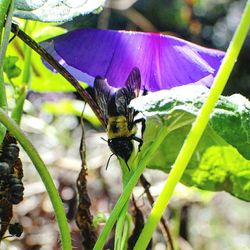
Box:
0;67;7;111
11;21;35;125
0;0;14;66
11;86;27;124
0;0;12;143
114;160;132;250
21;20;34;85
120;214;131;250
0;68;7;143
134;1;250;249
114;199;130;250
0;0;11;40
93;126;169;250
0;108;72;250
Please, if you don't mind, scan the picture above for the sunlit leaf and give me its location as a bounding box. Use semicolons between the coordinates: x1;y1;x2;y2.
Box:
14;0;105;22
131;85;250;201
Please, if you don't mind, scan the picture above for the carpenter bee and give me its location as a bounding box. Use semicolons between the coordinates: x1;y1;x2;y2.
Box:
94;67;146;170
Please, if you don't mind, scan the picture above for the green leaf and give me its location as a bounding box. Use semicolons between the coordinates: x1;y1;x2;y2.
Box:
131;85;250;201
13;0;105;22
190;146;250;201
3;56;21;79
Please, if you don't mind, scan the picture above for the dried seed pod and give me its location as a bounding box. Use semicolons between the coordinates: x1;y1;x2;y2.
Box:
8;223;23;237
2;144;19;166
8;174;24;204
0;162;10;176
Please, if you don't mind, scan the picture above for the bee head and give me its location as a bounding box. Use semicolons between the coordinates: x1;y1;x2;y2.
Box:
108;138;134;163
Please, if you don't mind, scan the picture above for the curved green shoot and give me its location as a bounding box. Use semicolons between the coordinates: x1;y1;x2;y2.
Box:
0;109;72;250
134;1;250;249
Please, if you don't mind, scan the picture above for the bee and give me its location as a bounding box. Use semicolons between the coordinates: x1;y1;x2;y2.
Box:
94;67;146;170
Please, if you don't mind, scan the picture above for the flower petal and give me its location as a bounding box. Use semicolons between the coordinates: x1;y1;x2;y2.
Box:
41;29;225;91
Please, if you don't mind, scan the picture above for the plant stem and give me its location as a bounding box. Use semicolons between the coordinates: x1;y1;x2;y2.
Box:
139;174;174;250
0;0;14;67
120;214;131;250
21;20;34;85
0;68;7;143
0;0;12;143
134;1;250;249
11;21;36;125
11;86;27;124
114;160;133;250
0;0;11;41
114;200;129;250
0;108;72;250
93;126;170;250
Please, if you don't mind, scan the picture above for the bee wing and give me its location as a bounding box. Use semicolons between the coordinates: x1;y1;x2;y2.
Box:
125;67;141;98
115;67;141;116
94;77;113;126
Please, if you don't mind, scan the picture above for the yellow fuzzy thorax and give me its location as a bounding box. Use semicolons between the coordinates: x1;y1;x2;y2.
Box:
107;116;137;138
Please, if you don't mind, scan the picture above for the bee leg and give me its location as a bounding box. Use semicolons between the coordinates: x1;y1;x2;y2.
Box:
125;161;131;171
131;135;143;152
131;118;145;152
9;22;19;43
142;87;148;96
133;118;146;138
105;153;114;170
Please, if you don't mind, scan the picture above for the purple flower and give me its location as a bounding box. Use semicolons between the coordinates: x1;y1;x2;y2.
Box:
41;29;225;91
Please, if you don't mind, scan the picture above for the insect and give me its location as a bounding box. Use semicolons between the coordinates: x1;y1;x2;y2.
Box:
94;67;146;170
